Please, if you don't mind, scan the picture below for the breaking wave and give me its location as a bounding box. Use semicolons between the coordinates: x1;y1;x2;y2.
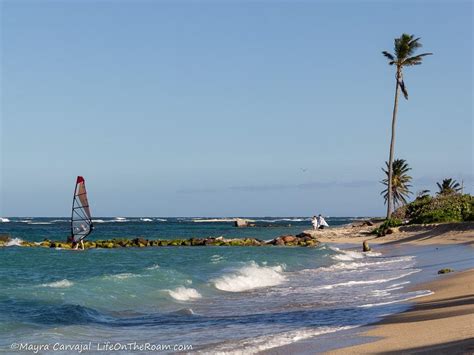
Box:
330;247;382;261
320;256;415;271
212;262;286;292
41;279;74;288
105;273;141;280
317;270;421;290
168;287;202;301
146;264;160;270
212;325;357;354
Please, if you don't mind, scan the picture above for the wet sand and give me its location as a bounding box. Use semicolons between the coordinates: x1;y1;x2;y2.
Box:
326;269;474;354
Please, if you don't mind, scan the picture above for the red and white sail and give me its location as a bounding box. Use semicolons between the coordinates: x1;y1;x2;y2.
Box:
71;176;93;242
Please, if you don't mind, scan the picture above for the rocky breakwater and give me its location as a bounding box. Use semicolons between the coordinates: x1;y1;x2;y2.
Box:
1;234;320;249
266;232;319;247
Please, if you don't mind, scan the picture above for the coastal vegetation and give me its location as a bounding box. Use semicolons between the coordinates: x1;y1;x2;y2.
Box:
374;176;472;235
395;192;473;224
437;178;463;195
382;34;432;218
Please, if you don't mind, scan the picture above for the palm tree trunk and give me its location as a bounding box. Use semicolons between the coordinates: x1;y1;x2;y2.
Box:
387;70;401;219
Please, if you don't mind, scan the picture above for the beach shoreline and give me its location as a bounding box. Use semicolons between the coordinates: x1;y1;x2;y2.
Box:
306;221;474;246
325;268;474;354
266;222;473;354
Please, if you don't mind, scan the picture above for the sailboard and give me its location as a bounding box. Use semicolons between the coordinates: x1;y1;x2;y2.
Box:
71;176;94;242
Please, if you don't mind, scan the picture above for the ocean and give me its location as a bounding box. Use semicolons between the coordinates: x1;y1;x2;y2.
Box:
1;217;472;354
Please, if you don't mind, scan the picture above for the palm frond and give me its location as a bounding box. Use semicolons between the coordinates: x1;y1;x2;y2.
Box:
403;53;433;66
398;79;408;100
382;51;395;62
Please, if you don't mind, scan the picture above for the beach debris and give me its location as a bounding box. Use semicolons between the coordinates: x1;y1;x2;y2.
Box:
362;240;371;252
438;268;454;274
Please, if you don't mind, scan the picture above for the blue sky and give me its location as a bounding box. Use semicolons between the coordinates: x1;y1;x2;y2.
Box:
1;1;472;217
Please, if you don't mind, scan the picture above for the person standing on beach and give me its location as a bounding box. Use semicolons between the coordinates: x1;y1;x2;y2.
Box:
312;216;319;230
317;214;329;229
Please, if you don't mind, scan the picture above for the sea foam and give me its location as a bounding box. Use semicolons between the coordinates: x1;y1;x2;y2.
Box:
317;270;420;290
41;279;74;288
168;287;202;301
212;326;357;355
212;262;286;292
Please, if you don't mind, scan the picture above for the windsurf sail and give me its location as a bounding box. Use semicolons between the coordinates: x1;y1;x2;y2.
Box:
71;176;93;242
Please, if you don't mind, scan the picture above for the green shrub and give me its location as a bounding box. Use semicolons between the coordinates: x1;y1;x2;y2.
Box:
409;194;472;224
371;218;402;236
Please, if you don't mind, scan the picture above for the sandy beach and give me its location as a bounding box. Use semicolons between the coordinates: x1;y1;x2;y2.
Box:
327;269;474;354
306;221;474;246
314;222;474;354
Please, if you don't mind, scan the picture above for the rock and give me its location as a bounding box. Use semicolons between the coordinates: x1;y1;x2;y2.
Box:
190;238;205;246
362;240;371;252
274;238;285;246
234;218;249;227
0;234;11;242
438;268;454;274
132;237;148;246
282;235;296;243
386;228;394;234
296;232;313;239
305;240;318;247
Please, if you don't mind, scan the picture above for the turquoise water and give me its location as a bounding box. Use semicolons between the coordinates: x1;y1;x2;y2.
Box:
1;217;471;353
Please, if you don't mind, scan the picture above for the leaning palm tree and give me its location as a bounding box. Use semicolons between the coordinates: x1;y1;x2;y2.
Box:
436;178;462;195
381;159;413;212
382;34;432;218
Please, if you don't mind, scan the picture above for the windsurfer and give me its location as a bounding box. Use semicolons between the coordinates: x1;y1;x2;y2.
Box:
72;239;84;250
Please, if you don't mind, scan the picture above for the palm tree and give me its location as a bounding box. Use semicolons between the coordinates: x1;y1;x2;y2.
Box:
382;34;432;218
381;159;413;211
436;178;462;195
416;189;431;199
